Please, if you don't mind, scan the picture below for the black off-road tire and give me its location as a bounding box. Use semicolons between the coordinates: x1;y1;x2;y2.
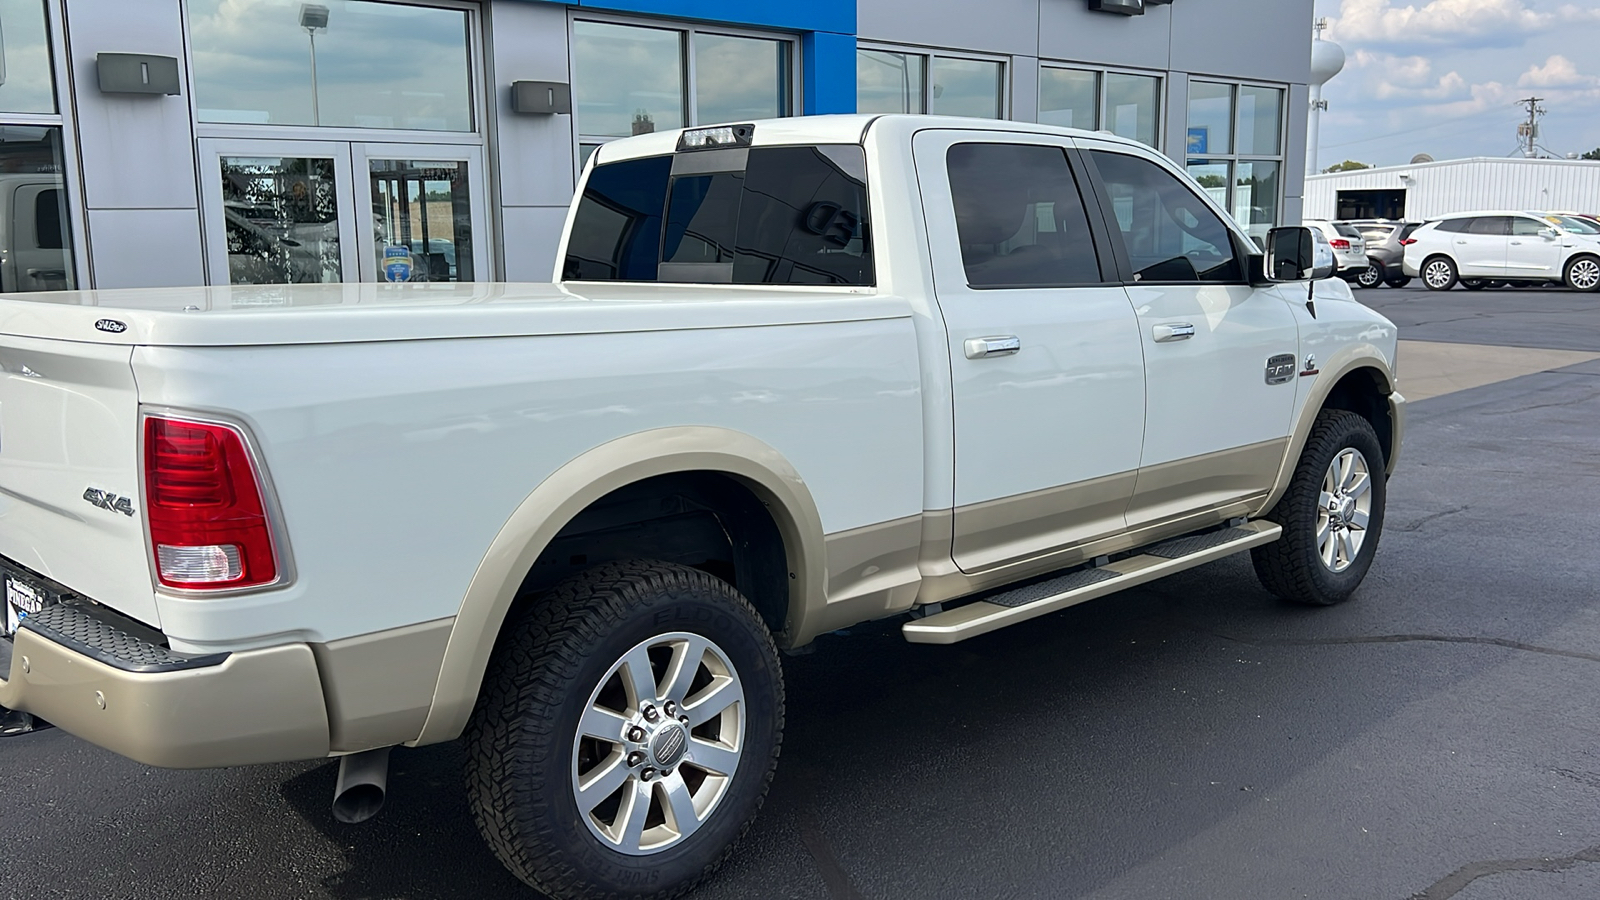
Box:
464;560;785;900
1252;410;1387;606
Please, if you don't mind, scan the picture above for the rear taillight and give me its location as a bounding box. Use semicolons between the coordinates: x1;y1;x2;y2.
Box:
144;416;279;589
1399;238;1417;246
1330;239;1351;250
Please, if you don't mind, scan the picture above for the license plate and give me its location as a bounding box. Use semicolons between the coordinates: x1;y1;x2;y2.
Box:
4;574;47;637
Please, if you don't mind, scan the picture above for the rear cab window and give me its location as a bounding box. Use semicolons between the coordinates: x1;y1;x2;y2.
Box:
564;144;873;286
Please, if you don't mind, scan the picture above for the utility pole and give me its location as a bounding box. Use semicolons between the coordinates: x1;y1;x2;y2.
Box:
1516;97;1545;158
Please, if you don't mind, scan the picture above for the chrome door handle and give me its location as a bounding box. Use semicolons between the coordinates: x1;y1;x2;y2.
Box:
1152;323;1195;343
963;336;1021;359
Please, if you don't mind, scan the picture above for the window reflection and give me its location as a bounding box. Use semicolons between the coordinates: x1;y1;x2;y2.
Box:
189;0;473;131
573;21;684;139
1233;160;1279;246
1237;86;1283;156
1187;82;1233;156
930;58;1002;119
370;159;473;282
0;126;75;291
694;34;787;125
220;156;343;284
857;50;924;114
0;0;56;114
1105;73;1159;148
1039;68;1098;131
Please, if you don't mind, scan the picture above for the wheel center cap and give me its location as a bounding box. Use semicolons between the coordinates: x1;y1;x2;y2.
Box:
1339;496;1356;521
651;723;688;768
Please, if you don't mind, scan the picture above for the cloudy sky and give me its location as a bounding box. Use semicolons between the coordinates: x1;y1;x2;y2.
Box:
1312;0;1600;169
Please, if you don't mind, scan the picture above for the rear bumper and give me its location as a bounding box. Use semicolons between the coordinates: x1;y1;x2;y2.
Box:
0;604;330;768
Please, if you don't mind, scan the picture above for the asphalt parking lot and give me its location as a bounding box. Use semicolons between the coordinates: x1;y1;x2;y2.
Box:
6;283;1600;900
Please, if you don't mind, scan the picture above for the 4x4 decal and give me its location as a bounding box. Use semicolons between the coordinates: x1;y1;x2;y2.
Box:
82;487;135;517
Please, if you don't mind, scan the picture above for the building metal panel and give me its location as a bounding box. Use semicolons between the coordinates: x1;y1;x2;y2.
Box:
1306;158;1600;220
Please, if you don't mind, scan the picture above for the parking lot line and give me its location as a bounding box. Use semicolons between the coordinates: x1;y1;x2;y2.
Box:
1397;340;1600;402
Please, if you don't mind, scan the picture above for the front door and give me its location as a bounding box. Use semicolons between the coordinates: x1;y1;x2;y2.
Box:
199;139;488;286
1077;141;1301;527
913;131;1147;573
1506;215;1564;279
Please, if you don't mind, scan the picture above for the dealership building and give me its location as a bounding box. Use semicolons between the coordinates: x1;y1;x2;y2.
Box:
4;0;1314;291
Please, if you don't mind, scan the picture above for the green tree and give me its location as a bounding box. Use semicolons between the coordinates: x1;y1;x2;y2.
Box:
1195;174;1227;189
1582;148;1600;161
1323;160;1373;173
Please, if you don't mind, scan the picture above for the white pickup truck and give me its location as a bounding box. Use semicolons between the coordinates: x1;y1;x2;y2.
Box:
0;116;1401;899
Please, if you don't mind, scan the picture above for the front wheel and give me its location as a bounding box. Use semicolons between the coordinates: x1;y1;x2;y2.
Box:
1422;257;1458;291
1354;261;1384;289
1253;410;1387;606
1564;255;1600;292
466;560;784;900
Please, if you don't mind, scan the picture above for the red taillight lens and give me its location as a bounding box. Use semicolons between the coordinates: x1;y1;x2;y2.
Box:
1399;238;1417;246
145;416;278;589
1330;239;1351;250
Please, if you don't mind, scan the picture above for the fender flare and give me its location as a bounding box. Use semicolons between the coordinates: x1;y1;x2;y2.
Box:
1256;346;1402;516
414;426;827;746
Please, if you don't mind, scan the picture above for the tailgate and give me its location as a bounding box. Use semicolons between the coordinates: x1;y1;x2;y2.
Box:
0;334;158;626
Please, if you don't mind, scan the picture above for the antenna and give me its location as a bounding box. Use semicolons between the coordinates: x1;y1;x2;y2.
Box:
1516;97;1546;158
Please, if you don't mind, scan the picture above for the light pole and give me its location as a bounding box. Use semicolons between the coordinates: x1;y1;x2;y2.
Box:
299;4;329;126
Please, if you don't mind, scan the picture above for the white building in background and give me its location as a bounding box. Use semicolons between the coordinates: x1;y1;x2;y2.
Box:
1306;157;1600;221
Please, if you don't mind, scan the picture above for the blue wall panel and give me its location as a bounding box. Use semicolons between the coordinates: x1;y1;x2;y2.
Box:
803;31;857;114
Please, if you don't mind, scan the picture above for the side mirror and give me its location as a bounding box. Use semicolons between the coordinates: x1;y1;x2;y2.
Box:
1263;226;1334;282
1540;228;1560;240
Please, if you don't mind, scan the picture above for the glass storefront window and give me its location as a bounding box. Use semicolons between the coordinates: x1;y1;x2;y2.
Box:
0;125;75;291
930;58;1003;119
1237;86;1283;157
857;50;924;114
219;156;343;284
1105;72;1160;148
1039;68;1098;131
694;34;788;125
369;159;474;282
1187;82;1233;156
574;21;684;139
1186;160;1230;208
1233;160;1279;246
189;0;473;131
0;0;57;114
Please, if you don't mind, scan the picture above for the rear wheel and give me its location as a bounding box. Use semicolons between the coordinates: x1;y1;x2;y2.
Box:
1422;257;1458;291
1354;261;1384;289
1564;255;1600;292
1253;410;1387;606
466;560;784;900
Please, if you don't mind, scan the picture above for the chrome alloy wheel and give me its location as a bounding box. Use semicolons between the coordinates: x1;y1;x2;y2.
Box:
571;632;745;856
1317;448;1373;574
1356;262;1383;288
1423;260;1454;289
1569;258;1600;291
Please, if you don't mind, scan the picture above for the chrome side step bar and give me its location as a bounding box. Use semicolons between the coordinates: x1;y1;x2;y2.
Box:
902;520;1282;645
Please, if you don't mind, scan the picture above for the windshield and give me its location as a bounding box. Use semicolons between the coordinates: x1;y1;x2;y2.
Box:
1554;215;1600;235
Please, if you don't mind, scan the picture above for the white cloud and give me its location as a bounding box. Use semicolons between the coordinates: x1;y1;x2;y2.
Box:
1351;50;1470;100
1518;55;1600;90
1330;0;1600;47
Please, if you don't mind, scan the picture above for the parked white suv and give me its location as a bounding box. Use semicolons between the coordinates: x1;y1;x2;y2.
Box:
1304;219;1369;283
1402;210;1600;292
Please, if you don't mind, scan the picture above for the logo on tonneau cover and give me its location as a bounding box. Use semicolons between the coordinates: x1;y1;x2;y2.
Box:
83;488;135;517
94;318;128;334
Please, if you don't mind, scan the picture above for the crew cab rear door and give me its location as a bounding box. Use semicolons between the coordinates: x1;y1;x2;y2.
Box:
912;130;1146;574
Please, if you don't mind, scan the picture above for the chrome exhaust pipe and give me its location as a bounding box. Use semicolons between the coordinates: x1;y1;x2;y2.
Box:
331;746;391;824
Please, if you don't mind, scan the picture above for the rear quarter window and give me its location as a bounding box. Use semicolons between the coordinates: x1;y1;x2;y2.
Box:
563;145;873;286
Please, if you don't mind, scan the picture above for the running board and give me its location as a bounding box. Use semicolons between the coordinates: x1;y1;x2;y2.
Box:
902;521;1282;645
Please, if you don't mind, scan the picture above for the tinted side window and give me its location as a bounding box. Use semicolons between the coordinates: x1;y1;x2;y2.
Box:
1510;217;1546;236
563;155;671;281
1088;150;1242;283
1467;216;1511;236
946;143;1101;288
1432;218;1468;234
1399;222;1424;239
564;146;873;286
734;145;873;286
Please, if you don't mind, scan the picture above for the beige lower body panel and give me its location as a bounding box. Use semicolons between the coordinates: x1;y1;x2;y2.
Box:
312;618;453;753
1125;439;1288;527
0;630;330;768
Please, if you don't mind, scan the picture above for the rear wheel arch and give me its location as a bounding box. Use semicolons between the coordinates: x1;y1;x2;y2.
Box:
415;428;826;747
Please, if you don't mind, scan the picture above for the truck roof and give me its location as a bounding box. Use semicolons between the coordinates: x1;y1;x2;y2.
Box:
592;114;1149;165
